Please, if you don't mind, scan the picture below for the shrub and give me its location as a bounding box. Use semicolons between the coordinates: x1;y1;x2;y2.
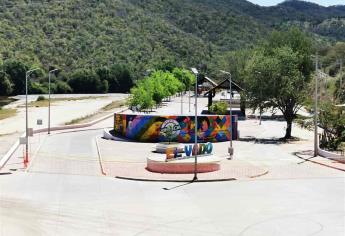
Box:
29;82;48;94
209;102;228;115
36;95;46;101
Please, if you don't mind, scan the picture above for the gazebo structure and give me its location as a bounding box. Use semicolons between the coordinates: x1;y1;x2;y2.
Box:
198;76;218;94
204;78;244;109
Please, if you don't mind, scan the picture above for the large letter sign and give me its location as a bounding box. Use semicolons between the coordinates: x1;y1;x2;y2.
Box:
184;143;213;157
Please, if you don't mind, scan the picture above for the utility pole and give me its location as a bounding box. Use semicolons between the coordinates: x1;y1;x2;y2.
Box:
25;68;39;165
48;68;59;134
220;70;234;158
314;56;319;157
191;68;199;181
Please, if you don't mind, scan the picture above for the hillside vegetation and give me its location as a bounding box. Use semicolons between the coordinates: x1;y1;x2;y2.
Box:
0;0;344;72
0;0;344;96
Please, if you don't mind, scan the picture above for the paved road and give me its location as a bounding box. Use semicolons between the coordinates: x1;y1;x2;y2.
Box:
29;129;103;176
1;95;344;235
0;170;343;235
0;127;344;235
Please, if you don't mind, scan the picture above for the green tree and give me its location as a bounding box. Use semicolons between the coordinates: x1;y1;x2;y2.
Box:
172;68;195;91
319;101;345;150
96;65;134;93
3;60;28;95
245;28;313;139
128;69;184;110
68;69;107;94
0;72;13;96
129;85;155;111
110;64;134;93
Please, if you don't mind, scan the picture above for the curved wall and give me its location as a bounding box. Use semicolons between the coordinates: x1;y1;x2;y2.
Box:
114;113;238;143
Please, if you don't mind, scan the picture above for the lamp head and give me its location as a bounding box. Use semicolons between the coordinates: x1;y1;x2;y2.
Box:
49;68;59;73
191;68;198;75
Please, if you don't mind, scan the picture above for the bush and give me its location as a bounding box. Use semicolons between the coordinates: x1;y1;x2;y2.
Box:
36;95;46;101
209;102;228;115
319;101;345;151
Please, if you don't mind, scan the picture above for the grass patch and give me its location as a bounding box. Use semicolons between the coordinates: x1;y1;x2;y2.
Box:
29;96;105;107
0;108;17;120
102;99;127;111
64;99;127;125
65;113;96;125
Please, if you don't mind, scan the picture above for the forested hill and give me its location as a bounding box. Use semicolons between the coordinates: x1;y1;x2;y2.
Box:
0;0;344;73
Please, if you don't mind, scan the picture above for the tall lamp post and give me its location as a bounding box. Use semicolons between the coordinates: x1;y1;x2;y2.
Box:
314;56;319;157
191;68;199;181
25;68;39;164
220;70;234;158
254;71;263;125
48;68;59;134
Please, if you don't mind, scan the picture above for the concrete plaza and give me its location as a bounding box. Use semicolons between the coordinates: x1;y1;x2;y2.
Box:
0;94;344;235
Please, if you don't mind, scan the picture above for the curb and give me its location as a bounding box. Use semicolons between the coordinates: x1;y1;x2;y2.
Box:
95;136;107;176
0;107;128;170
115;176;237;183
295;152;345;172
318;148;345;163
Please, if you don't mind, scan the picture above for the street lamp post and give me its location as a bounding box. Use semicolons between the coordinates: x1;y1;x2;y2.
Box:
191;68;199;181
254;71;263;125
48;69;59;134
259;87;262;125
25;68;39;164
314;56;319;157
220;70;234;158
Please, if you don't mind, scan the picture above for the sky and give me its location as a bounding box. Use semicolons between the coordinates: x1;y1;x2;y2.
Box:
247;0;345;7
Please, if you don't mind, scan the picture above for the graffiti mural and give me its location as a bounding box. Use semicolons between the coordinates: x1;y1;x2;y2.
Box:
114;114;238;143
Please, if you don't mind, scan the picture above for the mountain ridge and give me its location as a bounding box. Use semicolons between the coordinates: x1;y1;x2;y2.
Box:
0;0;344;73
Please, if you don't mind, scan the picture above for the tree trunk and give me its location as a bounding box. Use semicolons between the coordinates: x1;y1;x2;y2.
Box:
285;119;292;139
240;96;246;116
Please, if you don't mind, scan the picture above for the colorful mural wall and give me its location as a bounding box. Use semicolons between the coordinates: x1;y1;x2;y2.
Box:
114;113;238;143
